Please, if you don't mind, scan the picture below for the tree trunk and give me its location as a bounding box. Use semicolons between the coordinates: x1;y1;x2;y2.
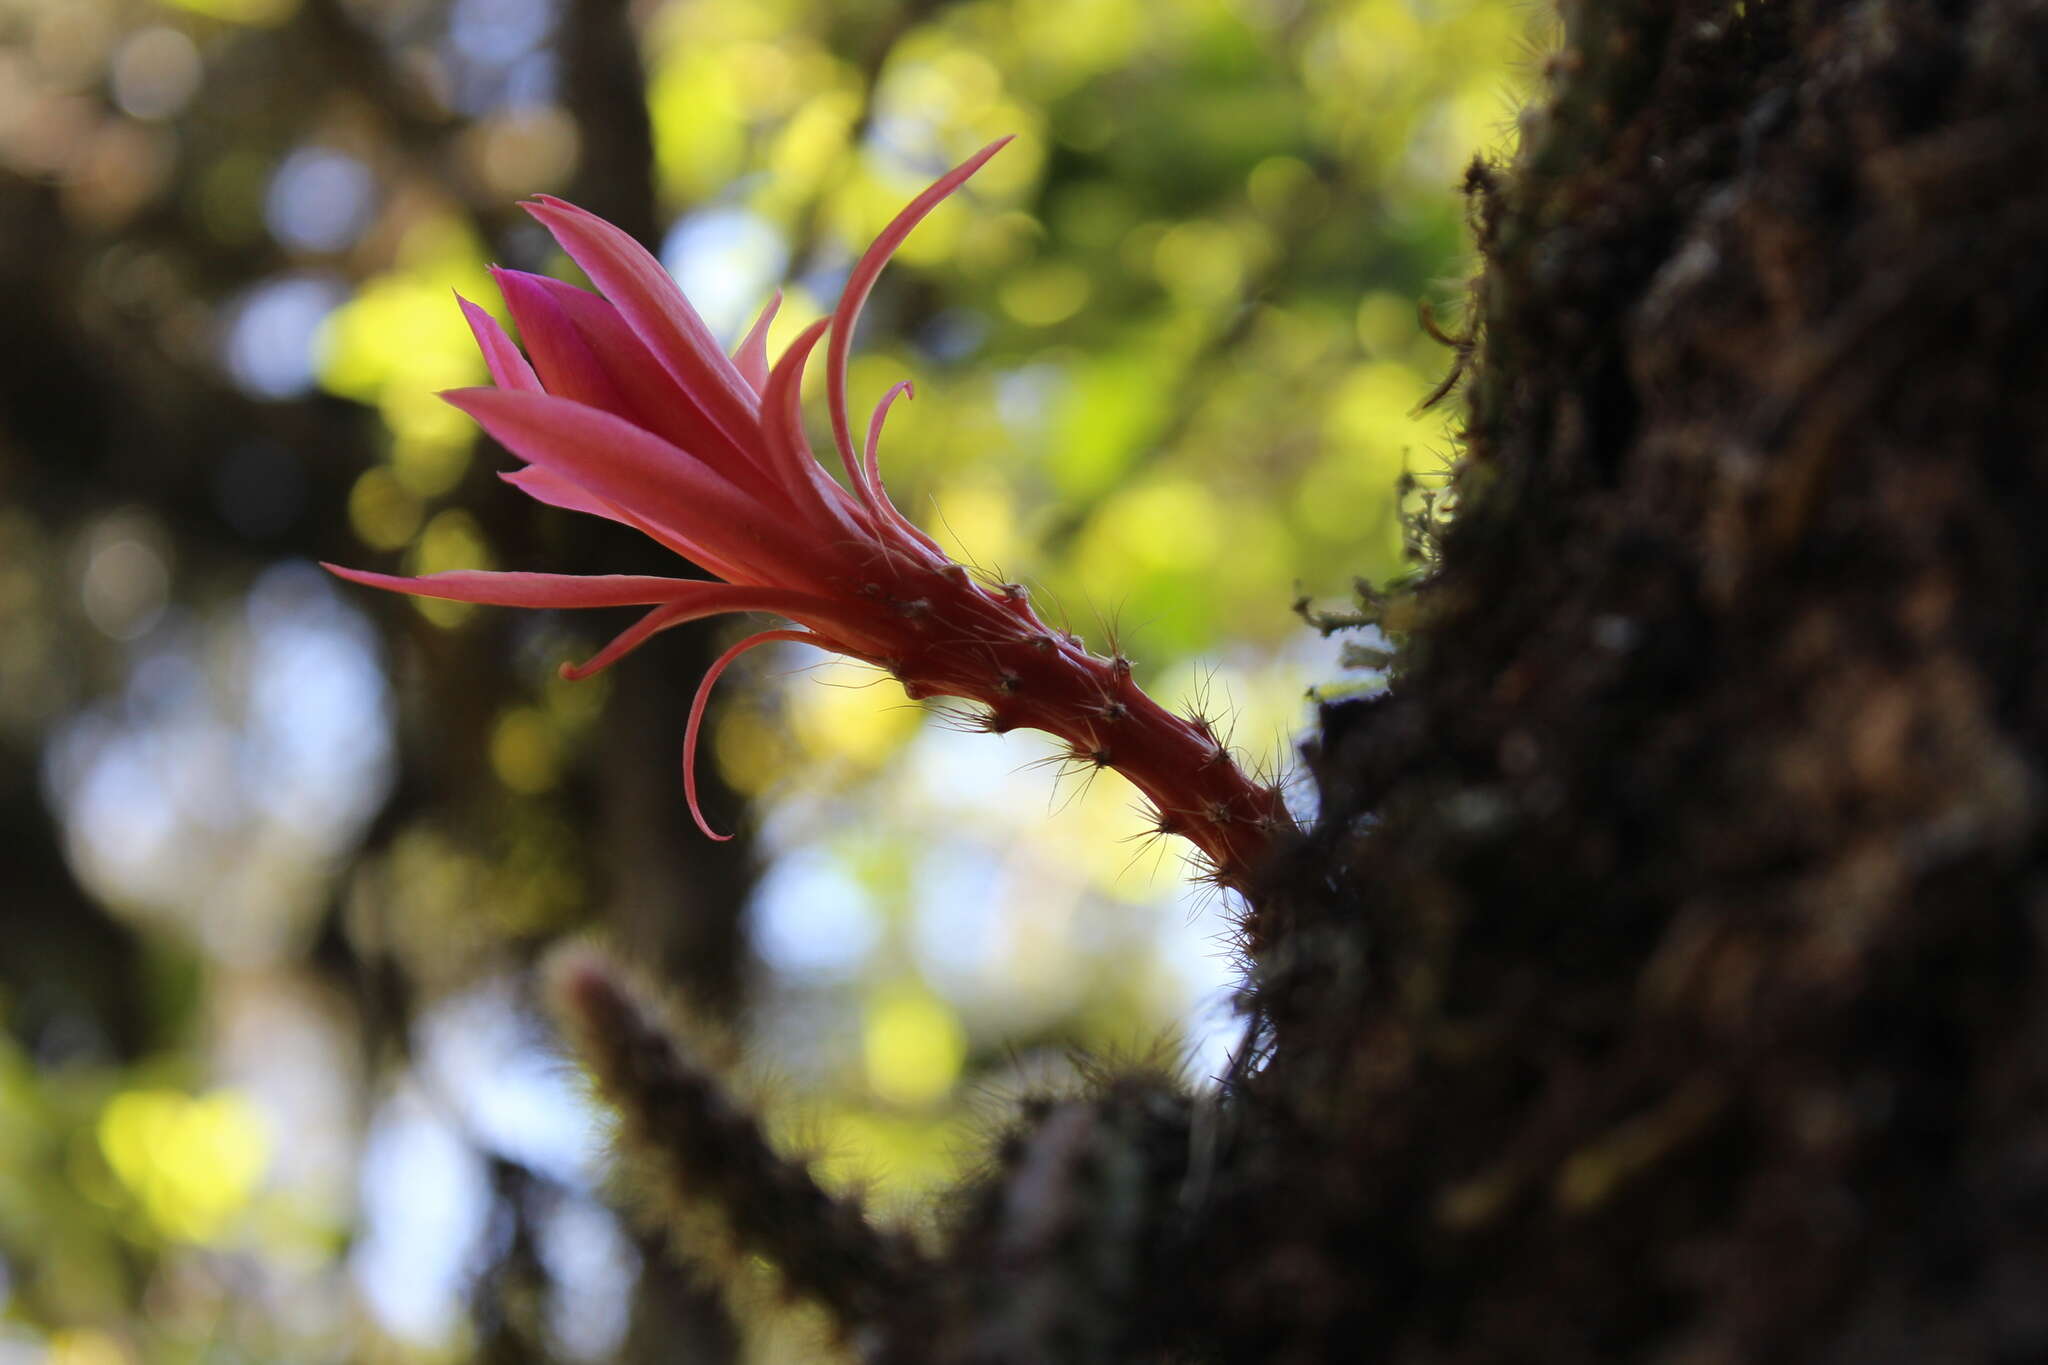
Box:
1223;0;2048;1359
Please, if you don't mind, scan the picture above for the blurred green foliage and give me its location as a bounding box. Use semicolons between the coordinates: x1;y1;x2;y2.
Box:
0;0;1543;1357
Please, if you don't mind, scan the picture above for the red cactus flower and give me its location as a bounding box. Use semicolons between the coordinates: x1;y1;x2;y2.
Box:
326;140;1288;893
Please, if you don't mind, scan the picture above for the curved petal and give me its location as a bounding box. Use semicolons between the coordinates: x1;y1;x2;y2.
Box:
501;466;627;523
504;466;768;571
863;380;948;559
492;268;633;414
522;196;761;455
758;319;872;549
515;273;798;515
442;387;827;590
322;564;711;608
680;628;818;841
558;584;892;680
826;138;1012;506
458;294;540;392
731;291;781;396
559;600;706;680
485;350;857;561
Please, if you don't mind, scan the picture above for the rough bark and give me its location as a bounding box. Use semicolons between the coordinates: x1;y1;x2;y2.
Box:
1213;0;2048;1359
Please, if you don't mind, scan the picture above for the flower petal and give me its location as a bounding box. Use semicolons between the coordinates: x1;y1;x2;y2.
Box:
512;273;801;516
321;564;712;607
731;290;781;396
863;380;947;559
492;269;634;413
680;628;817;841
458;294;540;392
758;318;872;549
826;138;1012;506
558;583;861;680
442;387;831;590
862;380;911;493
522;196;762;454
501;466;626;523
503;464;774;590
501;466;771;565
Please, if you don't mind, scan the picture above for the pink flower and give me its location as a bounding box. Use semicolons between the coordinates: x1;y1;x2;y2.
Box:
327;140;1285;892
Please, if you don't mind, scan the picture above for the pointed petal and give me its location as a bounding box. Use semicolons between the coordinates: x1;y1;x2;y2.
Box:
758;318;871;547
560;600;702;680
493;268;633;413
501;466;625;523
458;294;541;392
521;275;714;443
826;138;1013;504
504;465;806;572
863;379;949;560
522;197;761;452
862;380;913;494
322;564;714;608
505;466;790;591
442;387;828;589
679;628;817;841
557;584;862;680
518;273;797;514
731;290;782;395
487;395;767;552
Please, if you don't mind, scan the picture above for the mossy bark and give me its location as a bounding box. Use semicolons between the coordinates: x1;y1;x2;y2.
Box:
1218;1;2048;1359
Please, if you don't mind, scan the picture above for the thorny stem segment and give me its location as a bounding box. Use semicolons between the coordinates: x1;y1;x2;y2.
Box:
552;951;927;1327
856;558;1289;898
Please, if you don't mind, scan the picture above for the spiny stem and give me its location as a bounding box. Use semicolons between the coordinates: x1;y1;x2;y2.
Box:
550;949;928;1329
858;559;1290;901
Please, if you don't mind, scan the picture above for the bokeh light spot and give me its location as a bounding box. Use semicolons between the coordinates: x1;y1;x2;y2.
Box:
265;147;377;254
862;987;967;1108
751;850;880;980
928;478;1018;573
347;468;423;551
1247;154;1320;218
786;654;922;768
79;519;169;641
351;1084;489;1345
159;0;297;24
222;275;346;400
449;0;556;66
389;432;472;499
490;706;561;794
98;1088;269;1243
998;261;1091;327
660;208;788;343
713;703;794;798
1154;220;1245;306
467;105;580;196
109;27;202;121
45;1330;131;1365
